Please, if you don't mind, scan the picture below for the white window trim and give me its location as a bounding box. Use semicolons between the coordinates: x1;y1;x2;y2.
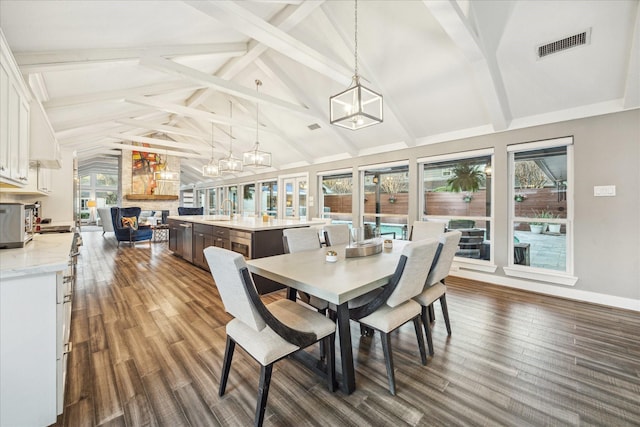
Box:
417;147;494;164
318;170;354;222
357;160;409;171
358;162;409;230
506;136;575;282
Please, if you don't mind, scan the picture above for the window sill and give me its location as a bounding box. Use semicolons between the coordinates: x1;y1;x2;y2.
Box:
452;259;497;273
503;266;578;286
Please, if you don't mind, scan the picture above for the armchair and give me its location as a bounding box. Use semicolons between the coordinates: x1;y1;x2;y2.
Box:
110;207;153;247
178;206;203;215
97;208;114;236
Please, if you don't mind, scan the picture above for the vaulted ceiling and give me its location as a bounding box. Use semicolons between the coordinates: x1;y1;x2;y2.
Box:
1;0;638;186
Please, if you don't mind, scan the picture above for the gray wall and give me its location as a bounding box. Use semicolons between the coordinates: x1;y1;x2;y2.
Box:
204;109;640;306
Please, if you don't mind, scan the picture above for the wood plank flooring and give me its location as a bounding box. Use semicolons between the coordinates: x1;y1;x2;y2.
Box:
55;230;640;426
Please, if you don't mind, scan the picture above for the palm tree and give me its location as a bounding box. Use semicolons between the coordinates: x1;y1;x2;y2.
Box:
447;162;484;193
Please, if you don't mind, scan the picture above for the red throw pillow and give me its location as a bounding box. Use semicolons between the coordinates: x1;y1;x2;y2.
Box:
121;216;138;230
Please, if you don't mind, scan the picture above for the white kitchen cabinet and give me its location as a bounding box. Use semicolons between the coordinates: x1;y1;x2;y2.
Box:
0;232;78;426
30;98;61;169
0;29;31;186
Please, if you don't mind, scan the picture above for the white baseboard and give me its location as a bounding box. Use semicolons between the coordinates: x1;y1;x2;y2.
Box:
450;269;640;312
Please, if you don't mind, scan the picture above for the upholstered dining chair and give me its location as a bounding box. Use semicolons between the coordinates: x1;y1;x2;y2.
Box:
178;206;203;215
409;220;445;241
324;223;350;246
414;231;462;355
282;228;330;312
110;207;153;247
204;246;336;427
348;239;439;395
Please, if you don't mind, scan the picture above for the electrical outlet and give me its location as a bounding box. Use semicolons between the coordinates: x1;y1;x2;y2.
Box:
593;185;616;197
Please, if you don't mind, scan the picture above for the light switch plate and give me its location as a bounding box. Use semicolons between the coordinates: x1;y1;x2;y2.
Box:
593;185;616;197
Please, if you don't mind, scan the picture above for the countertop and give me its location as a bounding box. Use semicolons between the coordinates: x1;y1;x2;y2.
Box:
0;232;75;279
166;215;326;231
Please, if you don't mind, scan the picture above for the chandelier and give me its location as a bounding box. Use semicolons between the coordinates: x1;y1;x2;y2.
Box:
243;79;272;168
202;122;219;177
218;101;243;173
153;142;179;181
329;0;383;130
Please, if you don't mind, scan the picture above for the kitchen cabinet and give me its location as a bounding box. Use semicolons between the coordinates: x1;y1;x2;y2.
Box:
192;224;230;271
30;98;62;169
0;29;31;186
168;218;193;262
0;162;52;195
0;232;79;426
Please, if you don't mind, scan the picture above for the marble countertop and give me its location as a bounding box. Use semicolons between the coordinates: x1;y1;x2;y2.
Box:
166;215;326;231
0;233;76;279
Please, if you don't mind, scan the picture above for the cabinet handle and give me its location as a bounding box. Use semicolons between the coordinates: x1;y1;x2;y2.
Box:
63;342;73;355
0;166;4;171
63;275;73;283
63;293;73;303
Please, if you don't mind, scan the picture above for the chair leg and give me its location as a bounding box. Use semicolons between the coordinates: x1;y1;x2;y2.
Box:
324;333;336;392
422;306;434;356
440;295;452;335
413;317;427;365
255;364;273;427
219;336;236;396
380;331;396;395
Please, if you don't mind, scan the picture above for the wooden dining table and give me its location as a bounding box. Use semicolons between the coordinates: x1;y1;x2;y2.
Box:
246;240;409;395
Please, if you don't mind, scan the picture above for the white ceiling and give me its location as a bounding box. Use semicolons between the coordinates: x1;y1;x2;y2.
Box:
1;0;638;185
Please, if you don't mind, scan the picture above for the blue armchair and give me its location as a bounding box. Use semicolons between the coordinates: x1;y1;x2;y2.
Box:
178;206;203;215
110;207;153;246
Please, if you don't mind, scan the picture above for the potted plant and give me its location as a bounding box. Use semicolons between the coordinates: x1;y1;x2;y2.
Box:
514;193;526;202
462;193;473;203
530;209;553;233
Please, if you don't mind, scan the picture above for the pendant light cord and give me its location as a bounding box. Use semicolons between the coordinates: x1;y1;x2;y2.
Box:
354;0;358;79
255;80;261;147
228;100;233;156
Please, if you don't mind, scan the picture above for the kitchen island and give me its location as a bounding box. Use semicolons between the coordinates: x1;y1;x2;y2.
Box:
167;215;326;293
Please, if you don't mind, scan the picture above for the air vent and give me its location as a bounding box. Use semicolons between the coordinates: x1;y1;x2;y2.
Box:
537;29;590;59
307;123;321;131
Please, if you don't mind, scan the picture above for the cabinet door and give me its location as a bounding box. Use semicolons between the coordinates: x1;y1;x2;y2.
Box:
17;98;29;183
0;63;9;177
8;82;20;181
169;222;181;255
38;166;51;192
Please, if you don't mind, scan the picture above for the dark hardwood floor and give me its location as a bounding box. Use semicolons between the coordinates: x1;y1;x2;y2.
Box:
55;230;640;426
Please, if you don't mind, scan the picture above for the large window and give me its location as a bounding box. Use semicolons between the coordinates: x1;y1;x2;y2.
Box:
361;163;409;240
507;137;573;278
420;150;493;262
242;183;256;215
319;170;353;225
207;188;217;214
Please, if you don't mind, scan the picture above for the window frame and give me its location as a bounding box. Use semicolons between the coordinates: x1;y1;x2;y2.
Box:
504;136;577;285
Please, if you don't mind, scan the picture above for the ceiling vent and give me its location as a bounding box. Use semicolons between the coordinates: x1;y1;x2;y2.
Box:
307;123;321;130
537;29;591;59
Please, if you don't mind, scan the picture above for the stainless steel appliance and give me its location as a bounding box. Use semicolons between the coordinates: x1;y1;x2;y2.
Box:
229;229;252;259
0;203;36;248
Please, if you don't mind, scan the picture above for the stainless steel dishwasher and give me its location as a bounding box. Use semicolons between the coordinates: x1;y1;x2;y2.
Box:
181;222;193;262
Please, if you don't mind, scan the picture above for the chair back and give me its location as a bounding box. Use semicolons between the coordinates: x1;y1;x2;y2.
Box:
111;206;141;230
178;206;204;215
448;219;475;229
386;239;439;307
97;208;114;232
203;247;266;332
410;221;445;241
426;231;462;287
283;227;321;253
324;224;349;246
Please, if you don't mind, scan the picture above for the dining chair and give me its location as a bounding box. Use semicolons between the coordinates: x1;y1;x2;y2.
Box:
204;246;336;427
348;239;439;395
282;228;329;312
324;223;350;246
409;220;445;241
414;230;462;355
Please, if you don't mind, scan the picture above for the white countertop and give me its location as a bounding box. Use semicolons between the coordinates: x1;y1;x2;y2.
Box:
166;215;326;231
0;233;75;279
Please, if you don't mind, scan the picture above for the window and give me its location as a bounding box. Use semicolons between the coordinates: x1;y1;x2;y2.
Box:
95;173;117;187
281;175;307;219
420;150;493;263
259;180;277;217
242;183;256;215
507;137;574;282
319;170;353;226
207;188;217;214
361;163;409;240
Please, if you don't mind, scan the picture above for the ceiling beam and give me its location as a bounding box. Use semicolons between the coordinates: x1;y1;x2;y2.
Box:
184;0;325;110
424;0;511;131
112;134;205;153
184;0;352;85
14;42;247;73
43;80;204;110
101;142;209;159
116;119;208;140
139;56;311;116
54;107;156;133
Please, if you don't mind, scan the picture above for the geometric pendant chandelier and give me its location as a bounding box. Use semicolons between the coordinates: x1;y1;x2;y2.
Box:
243;79;272;168
330;0;383;130
218;101;243;174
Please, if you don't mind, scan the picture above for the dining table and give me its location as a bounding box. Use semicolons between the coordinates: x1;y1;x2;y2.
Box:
246;239;409;395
